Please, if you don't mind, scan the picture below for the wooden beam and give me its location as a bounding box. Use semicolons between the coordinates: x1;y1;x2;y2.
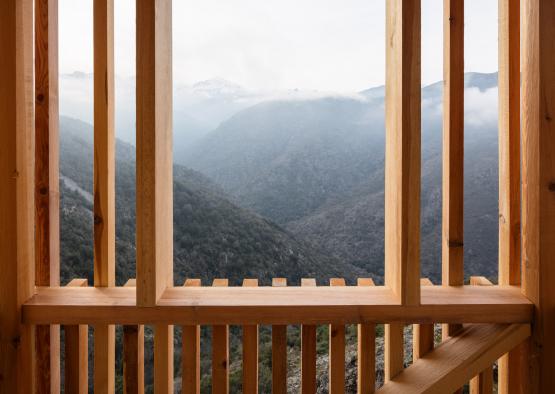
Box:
376;324;530;394
182;279;201;394
93;1;115;393
329;278;345;394
136;0;173;306
301;278;317;394
469;277;494;394
0;0;36;391
271;278;288;394
521;0;555;391
212;279;229;393
123;279;144;394
242;279;259;394
35;0;60;391
65;279;89;394
22;285;533;325
357;278;375;394
413;279;434;362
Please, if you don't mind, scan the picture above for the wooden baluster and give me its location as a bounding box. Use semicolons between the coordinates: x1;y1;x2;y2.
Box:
64;279;89;394
413;278;434;362
384;0;421;382
136;0;174;392
301;278;317;394
498;1;525;393
182;279;201;394
0;1;36;389
242;279;259;394
329;278;345;394
123;279;144;394
212;279;229;393
271;278;288;394
93;1;116;393
357;278;375;394
35;0;61;391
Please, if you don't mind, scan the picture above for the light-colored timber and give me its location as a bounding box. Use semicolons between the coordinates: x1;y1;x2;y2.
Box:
301;278;317;394
212;279;229;393
182;279;201;394
329;278;346;394
357;278;376;394
271;278;288;394
123;279;144;394
376;324;530;394
413;279;434;362
242;279;259;394
64;279;88;394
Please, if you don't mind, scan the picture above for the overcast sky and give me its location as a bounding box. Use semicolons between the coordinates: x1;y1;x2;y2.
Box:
59;0;498;92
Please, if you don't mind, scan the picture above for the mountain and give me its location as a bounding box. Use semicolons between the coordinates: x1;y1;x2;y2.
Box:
180;72;500;282
58;116;366;287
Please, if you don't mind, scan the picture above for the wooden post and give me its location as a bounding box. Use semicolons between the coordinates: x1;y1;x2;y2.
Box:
242;279;259;394
212;279;229;394
35;0;60;391
182;279;201;394
123;279;144;394
136;0;173;307
271;278;288;394
384;0;421;381
329;278;345;394
0;0;36;391
301;278;317;394
521;0;555;391
442;0;465;340
93;1;116;392
498;1;525;392
64;279;89;394
357;278;376;394
413;278;434;362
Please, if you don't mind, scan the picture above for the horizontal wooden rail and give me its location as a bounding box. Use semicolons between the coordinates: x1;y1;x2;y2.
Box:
376;324;530;394
23;286;532;325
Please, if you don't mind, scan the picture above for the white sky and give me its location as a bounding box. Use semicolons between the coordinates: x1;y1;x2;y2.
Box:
59;0;498;92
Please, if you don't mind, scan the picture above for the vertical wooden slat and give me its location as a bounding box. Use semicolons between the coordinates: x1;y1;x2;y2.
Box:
301;278;317;394
212;279;229;394
93;1;115;392
154;324;174;394
136;0;173;307
498;1;524;392
182;279;201;394
413;278;434;362
35;0;60;391
357;278;375;394
329;278;345;394
468;277;494;394
0;1;36;391
521;1;555;390
242;279;259;394
271;278;287;394
385;0;420;382
123;279;144;394
442;0;465;341
65;279;89;394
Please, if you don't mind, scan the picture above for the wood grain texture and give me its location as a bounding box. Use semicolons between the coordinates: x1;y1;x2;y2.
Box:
271;278;287;394
376;324;530;394
498;2;523;391
212;279;229;393
329;279;345;394
154;324;174;394
301;279;317;394
242;279;259;394
136;0;173;306
0;0;36;391
22;286;533;325
182;279;201;394
65;279;88;394
34;0;60;391
413;279;434;362
357;278;375;394
93;2;115;393
123;279;144;394
521;0;555;391
469;277;493;394
384;0;421;306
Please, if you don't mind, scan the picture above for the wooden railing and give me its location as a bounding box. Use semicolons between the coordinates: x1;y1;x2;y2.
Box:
2;0;555;393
